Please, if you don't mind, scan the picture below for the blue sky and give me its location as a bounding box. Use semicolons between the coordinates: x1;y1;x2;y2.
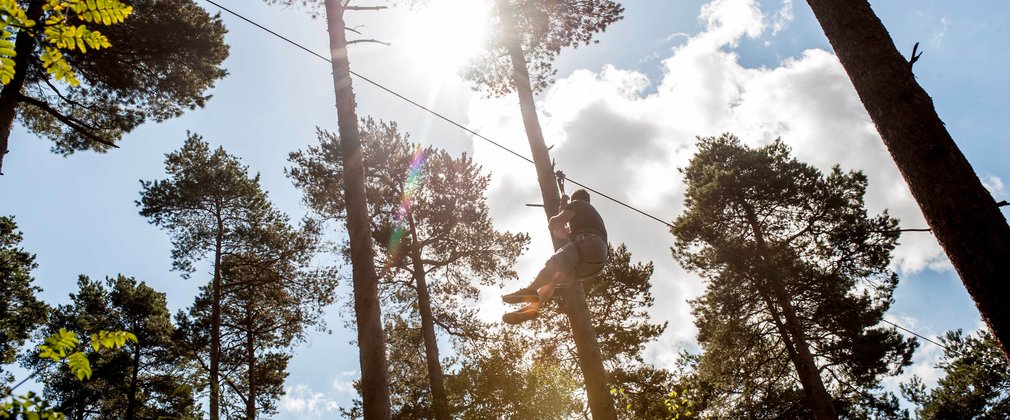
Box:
1;0;1008;416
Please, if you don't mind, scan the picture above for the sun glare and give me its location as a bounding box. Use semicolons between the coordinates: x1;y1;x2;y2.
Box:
401;0;490;79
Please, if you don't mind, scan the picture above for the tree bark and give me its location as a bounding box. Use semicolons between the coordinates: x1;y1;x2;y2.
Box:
246;324;256;420
323;1;392;418
495;1;616;418
744;204;836;419
0;0;43;175
210;217;223;420
805;0;1010;362
408;217;450;420
125;340;141;420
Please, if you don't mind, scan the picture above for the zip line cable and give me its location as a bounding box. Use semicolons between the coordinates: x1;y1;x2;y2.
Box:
203;0;674;229
202;0;947;348
881;318;948;351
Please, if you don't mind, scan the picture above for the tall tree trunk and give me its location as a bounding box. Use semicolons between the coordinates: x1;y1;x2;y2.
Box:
495;1;616;418
125;341;141;420
805;0;1010;362
246;325;256;420
210;220;223;420
0;0;43;175
323;1;391;418
744;204;836;419
407;218;450;420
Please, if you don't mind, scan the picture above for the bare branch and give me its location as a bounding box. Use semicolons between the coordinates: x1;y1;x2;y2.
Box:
345;5;388;11
347;39;390;46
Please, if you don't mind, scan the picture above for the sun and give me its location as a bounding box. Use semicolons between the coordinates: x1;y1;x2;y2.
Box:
400;0;490;79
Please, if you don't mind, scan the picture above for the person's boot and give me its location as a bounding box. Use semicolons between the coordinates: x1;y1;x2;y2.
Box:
501;287;539;304
502;305;539;324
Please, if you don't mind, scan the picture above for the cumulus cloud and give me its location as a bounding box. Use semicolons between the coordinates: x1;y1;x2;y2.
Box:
280;384;340;416
467;0;947;368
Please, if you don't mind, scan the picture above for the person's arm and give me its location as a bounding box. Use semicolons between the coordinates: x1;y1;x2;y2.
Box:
548;208;575;233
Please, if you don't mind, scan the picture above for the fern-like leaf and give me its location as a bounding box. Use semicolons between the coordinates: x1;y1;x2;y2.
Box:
66;352;91;380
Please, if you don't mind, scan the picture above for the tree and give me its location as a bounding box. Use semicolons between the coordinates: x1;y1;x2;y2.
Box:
288;120;528;419
416;244;671;419
138;134;279;420
446;328;582;419
35;275;196;419
3;327;137;419
902;330;1010;419
670;134;917;419
0;0;228;175
517;244;673;418
463;2;624;417
213;240;334;419
803;0;1010;362
0;215;49;391
257;1;394;415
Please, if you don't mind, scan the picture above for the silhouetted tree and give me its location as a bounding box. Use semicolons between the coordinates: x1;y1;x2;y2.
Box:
902;330;1010;419
671;134;916;419
0;215;49;391
804;0;1010;362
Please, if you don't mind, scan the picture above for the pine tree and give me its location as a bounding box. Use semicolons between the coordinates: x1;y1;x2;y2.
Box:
670;134;917;418
0;215;50;391
36;275;197;419
0;0;228;174
902;330;1010;419
138;134;279;420
289;119;528;419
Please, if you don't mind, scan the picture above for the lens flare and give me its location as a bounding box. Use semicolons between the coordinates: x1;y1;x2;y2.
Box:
384;146;427;272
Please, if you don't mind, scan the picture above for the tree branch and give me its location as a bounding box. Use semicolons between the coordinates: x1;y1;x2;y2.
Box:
16;94;119;149
345;5;388;11
347;39;390;46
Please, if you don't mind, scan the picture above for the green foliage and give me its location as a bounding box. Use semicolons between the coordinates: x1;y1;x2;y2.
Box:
670;134;916;418
291;119;528;418
0;216;50;389
1;391;63;420
3;0;228;168
33;275;197;419
37;328;134;381
613;386;696;419
901;330;1010;419
3;326;134;419
144;134;330;418
0;0;133;86
464;0;624;96
138;133;272;276
444;329;582;419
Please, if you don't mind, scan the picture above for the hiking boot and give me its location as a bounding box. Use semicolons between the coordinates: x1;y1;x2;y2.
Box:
502;287;539;304
502;306;539;324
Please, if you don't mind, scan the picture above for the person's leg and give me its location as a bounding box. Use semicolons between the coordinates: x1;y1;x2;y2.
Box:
503;243;577;304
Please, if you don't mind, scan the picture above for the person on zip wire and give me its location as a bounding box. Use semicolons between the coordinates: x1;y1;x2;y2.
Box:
502;188;608;324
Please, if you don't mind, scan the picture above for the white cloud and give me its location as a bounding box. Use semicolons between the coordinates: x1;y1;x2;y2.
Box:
771;0;795;35
982;174;1005;199
467;0;948;368
332;370;358;395
931;17;950;48
280;384;340;416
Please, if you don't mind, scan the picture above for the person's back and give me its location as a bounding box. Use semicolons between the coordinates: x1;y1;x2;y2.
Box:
566;199;607;240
